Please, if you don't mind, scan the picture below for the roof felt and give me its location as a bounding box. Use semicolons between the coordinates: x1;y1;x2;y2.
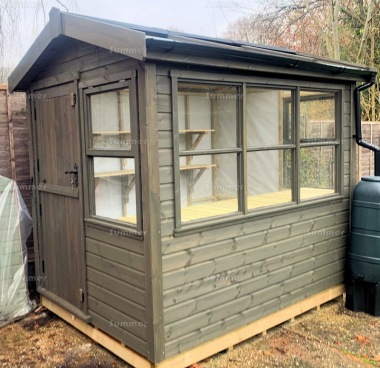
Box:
73;13;298;55
8;8;377;92
70;12;377;76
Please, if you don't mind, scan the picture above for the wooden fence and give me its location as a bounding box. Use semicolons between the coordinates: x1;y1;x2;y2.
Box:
357;122;380;178
0;84;33;262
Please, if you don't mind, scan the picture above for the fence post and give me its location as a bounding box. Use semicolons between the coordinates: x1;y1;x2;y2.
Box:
7;90;17;181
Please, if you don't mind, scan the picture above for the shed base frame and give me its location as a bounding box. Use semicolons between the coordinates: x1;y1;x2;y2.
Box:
41;284;344;368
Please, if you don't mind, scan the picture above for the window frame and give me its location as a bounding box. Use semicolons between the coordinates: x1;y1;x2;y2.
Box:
245;85;297;209
171;71;344;232
173;79;244;228
298;88;342;203
83;78;143;234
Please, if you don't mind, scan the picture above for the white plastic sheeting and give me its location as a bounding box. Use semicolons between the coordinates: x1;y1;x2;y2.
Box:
0;175;33;327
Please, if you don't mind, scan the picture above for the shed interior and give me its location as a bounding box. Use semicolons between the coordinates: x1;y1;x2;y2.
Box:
176;84;337;223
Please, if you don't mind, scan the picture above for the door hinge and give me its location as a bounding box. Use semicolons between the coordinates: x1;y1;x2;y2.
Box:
39;204;42;216
34;107;37;120
41;260;45;273
70;93;76;107
79;288;84;303
37;159;40;172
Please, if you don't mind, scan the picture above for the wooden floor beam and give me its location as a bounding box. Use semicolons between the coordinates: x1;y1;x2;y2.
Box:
41;297;153;368
155;284;344;368
42;284;344;368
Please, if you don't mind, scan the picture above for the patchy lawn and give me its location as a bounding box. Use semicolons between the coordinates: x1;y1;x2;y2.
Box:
0;297;379;368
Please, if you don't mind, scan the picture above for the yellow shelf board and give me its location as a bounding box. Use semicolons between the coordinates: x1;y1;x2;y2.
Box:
94;170;135;178
117;216;137;224
180;164;217;171
179;129;215;134
182;188;335;222
93;131;131;135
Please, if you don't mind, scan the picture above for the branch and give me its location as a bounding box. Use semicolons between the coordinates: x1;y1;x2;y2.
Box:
56;0;69;12
356;0;375;64
340;6;364;25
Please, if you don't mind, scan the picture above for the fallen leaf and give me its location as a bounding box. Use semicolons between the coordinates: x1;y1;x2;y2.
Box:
189;364;201;368
355;335;369;344
373;355;380;362
263;350;271;356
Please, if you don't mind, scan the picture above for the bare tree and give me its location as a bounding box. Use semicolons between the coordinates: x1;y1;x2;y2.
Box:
0;0;77;83
225;0;380;120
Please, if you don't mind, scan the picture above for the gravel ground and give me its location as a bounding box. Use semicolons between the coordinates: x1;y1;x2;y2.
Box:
0;297;379;368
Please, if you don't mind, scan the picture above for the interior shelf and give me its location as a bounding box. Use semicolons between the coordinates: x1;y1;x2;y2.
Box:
94;170;136;197
94;170;135;178
180;164;217;171
92;131;131;136
179;129;215;134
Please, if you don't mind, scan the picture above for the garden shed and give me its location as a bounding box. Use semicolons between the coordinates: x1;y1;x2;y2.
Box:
8;7;377;368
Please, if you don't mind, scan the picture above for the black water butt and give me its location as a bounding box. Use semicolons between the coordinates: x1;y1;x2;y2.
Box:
346;176;380;316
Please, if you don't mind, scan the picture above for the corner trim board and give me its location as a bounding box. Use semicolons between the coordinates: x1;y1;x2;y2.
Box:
38;288;91;323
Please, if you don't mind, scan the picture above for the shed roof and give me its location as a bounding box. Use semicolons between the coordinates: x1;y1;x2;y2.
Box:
9;7;377;92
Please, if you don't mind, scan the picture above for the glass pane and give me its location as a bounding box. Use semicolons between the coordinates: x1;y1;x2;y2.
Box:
177;83;239;151
300;146;336;200
93;157;137;225
246;88;293;147
300;91;336;142
90;89;132;150
247;149;293;210
180;153;239;222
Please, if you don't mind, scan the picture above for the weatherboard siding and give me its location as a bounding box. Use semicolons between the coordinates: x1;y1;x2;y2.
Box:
30;43;150;357
157;69;352;358
85;223;148;356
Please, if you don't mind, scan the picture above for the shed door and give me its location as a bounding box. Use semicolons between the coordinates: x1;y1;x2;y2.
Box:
35;83;86;312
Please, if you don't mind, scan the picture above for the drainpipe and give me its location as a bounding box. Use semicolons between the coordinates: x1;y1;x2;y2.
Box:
354;77;380;176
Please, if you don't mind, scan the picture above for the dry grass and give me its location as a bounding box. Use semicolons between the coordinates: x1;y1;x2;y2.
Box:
0;298;379;368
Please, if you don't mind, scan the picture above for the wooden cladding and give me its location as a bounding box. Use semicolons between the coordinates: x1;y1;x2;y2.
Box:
0;85;33;261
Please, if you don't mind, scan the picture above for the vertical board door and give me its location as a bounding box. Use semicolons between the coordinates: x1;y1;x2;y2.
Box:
34;83;86;312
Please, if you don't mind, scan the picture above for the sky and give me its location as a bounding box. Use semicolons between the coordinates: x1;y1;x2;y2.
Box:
3;0;260;69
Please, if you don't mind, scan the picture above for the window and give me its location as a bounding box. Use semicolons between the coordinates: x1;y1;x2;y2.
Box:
246;87;294;210
93;157;137;224
90;89;132;150
299;91;338;200
174;78;341;227
177;83;241;223
86;80;141;229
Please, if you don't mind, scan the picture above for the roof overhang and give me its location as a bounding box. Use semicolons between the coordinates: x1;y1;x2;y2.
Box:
144;37;377;83
9;8;377;92
8;8;146;92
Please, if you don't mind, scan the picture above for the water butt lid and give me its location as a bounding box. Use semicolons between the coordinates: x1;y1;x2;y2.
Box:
362;176;380;183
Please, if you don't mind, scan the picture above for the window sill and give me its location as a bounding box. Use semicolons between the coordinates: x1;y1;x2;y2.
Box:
173;193;346;237
84;217;144;240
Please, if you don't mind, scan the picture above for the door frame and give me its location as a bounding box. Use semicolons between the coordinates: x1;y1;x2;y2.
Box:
29;79;89;320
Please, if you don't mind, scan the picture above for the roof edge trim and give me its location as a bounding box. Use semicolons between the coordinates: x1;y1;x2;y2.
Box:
8;8;63;92
60;12;146;61
9;8;147;92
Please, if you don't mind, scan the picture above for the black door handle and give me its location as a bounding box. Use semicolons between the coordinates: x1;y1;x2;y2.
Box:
65;163;79;188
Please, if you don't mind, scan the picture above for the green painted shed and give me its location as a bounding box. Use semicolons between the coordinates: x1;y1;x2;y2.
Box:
8;7;377;368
